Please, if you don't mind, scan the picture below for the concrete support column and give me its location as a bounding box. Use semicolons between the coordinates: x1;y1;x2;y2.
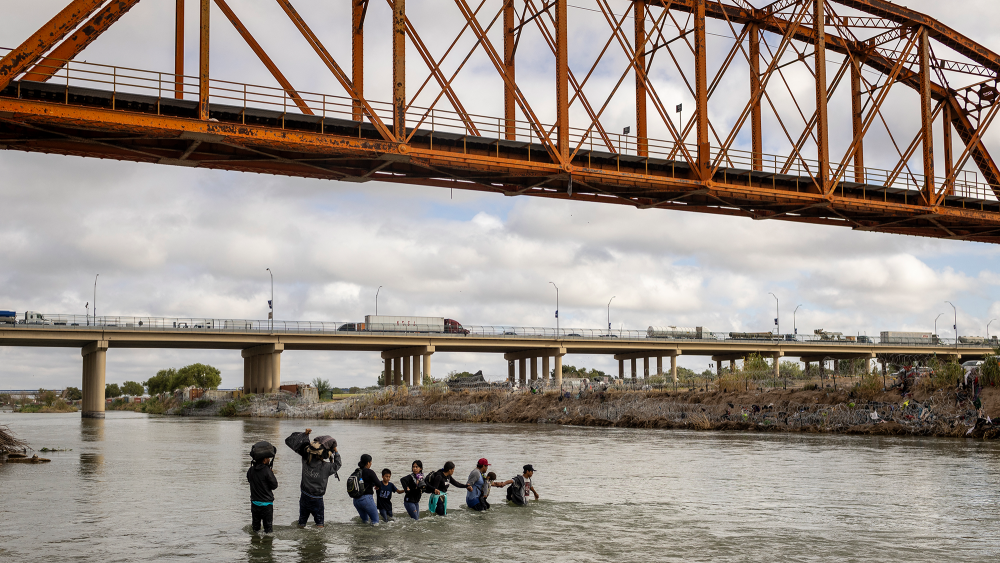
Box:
716;361;722;379
772;353;780;379
880;359;886;376
270;350;282;393
243;356;251;393
554;354;563;387
82;341;109;419
530;357;537;382
805;361;810;378
643;357;650;380
394;357;402;386
508;360;515;384
656;356;663;377
542;356;550;383
519;358;527;387
619;358;624;379
412;355;419;386
820;360;826;380
421;353;431;385
631;358;637;380
261;353;273;394
730;359;736;372
403;355;411;386
670;355;678;383
249;354;259;392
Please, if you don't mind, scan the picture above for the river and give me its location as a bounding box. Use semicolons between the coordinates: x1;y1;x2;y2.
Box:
2;411;999;562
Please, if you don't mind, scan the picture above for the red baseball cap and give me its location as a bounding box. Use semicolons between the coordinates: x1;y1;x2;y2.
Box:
478;458;490;466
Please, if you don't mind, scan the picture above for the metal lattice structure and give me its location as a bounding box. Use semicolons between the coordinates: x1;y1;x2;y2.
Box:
3;0;1000;242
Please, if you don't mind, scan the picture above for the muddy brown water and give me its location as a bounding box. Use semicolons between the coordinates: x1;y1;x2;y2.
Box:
2;411;999;562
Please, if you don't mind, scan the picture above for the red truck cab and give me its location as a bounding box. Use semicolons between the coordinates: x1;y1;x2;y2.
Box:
444;319;470;334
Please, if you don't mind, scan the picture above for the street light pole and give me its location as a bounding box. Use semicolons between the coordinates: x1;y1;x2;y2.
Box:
793;304;802;335
934;313;943;341
988;319;996;340
376;285;382;315
85;302;89;327
945;301;957;346
93;274;99;326
768;292;779;338
266;268;273;330
550;282;559;335
607;296;615;334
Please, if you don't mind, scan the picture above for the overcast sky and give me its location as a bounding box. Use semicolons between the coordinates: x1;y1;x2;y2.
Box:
1;0;998;390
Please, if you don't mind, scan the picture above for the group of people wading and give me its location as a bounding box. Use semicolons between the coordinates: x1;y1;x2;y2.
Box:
245;428;539;533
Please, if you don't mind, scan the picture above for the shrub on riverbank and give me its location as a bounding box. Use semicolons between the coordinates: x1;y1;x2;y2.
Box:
16;399;76;413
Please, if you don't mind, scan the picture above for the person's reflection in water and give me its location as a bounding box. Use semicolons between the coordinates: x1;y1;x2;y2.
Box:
247;534;275;563
295;529;328;563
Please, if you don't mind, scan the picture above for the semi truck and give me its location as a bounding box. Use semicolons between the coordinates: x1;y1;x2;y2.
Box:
23;311;52;325
339;316;469;334
880;331;938;345
647;326;709;339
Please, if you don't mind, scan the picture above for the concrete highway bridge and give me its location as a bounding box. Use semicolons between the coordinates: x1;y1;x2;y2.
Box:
2;314;995;417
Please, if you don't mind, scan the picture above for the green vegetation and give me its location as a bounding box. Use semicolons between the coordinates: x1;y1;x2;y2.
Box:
144;363;222;394
38;389;58;406
218;394;253;417
983;346;1000;387
105;383;122;398
63;387;82;401
17;399;76;413
312;377;332;399
121;381;144;396
557;365;609;379
779;361;804;379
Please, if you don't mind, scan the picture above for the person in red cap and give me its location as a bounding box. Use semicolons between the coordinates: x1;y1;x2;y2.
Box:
466;458;499;511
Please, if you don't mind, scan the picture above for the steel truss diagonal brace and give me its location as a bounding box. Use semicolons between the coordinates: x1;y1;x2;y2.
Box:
0;0;107;91
22;0;143;83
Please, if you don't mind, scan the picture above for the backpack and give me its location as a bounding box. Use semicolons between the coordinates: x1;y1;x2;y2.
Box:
422;470;439;494
506;475;526;505
250;441;276;463
346;468;364;499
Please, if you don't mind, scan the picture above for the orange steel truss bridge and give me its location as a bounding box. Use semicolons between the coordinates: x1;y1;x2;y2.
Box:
3;0;1000;243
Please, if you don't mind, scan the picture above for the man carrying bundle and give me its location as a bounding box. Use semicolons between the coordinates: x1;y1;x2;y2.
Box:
285;428;341;528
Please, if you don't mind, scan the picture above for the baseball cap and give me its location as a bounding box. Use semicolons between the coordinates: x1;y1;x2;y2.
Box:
523;464;536;472
478;458;490;467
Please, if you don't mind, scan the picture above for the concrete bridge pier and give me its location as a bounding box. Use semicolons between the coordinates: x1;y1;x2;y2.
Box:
656;356;663;378
618;359;624;379
505;348;564;388
530;357;538;382
542;356;550;383
643;357;650;380
508;360;514;384
381;346;434;386
519;358;527;387
631;358;637;380
242;343;283;393
81;340;109;419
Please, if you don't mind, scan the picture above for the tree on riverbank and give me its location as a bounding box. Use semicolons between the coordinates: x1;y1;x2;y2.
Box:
121;381;144;396
143;364;222;394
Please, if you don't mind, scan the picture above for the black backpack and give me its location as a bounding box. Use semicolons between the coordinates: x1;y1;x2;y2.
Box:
346;468;364;499
250;441;276;463
506;475;526;505
422;470;439;494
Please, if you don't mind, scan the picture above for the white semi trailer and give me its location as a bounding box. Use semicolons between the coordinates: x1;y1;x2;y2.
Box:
362;316;469;334
880;331;938;344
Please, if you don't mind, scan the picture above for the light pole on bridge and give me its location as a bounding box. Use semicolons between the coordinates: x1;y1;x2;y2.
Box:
266;268;273;331
550;282;559;335
607;296;615;334
376;285;382;315
93;274;99;326
934;313;944;340
769;292;779;339
988;319;996;340
793;304;802;335
945;301;957;346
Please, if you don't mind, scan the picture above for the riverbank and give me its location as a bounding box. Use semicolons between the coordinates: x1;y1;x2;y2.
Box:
204;384;1000;439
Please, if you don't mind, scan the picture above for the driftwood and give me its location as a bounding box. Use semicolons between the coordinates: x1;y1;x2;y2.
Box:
5;454;51;464
0;424;30;455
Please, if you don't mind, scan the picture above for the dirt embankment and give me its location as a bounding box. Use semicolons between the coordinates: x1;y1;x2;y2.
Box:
305;385;1000;439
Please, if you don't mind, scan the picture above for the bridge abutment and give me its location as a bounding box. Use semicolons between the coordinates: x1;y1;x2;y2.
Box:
241;343;283;394
81;340;109;418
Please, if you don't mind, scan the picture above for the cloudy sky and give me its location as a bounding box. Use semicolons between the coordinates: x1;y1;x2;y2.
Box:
1;0;998;390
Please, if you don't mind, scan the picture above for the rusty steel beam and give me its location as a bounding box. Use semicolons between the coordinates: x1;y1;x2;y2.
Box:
749;22;761;171
199;0;210;121
635;0;648;157
693;0;708;180
850;55;864;182
175;0;184;99
213;0;312;115
352;0;366;122
942;102;954;196
814;0;830;195
22;0;143;83
392;0;405;140
555;0;569;163
918;27;934;205
503;0;515;140
0;0;106;91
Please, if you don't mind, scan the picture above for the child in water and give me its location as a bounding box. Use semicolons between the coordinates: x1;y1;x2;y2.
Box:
247;454;278;534
377;468;404;522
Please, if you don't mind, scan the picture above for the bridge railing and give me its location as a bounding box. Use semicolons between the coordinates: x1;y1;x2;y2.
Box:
8;313;1000;349
4;48;998;206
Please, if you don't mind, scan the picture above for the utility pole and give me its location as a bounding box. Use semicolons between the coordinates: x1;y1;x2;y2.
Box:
550;282;559;335
607;296;615;333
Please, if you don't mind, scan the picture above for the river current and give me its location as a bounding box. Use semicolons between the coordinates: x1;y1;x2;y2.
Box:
2;411;999;562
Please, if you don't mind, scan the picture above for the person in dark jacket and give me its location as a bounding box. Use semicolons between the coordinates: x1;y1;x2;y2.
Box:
285;428;341;528
247;455;278;534
426;461;470;516
399;460;425;520
353;454;381;524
